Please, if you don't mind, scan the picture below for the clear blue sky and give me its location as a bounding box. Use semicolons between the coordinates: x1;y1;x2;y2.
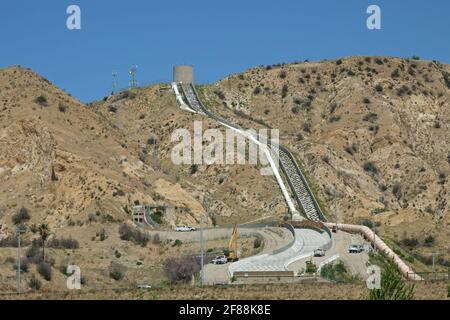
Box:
1;0;449;102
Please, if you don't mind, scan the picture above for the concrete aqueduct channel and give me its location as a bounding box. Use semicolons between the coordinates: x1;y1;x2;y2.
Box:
173;82;422;281
173;82;332;275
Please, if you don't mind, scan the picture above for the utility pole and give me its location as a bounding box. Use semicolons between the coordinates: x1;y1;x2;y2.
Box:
152;141;157;169
200;224;204;287
333;186;338;231
112;71;118;94
432;252;436;281
16;227;26;294
115;106;120;129
200;194;209;287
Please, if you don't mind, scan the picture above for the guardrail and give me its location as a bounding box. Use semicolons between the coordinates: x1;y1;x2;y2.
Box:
406;271;449;282
233;271;295;278
271;223;296;255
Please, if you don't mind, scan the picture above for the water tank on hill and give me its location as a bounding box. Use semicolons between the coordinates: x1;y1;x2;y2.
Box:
173;65;194;84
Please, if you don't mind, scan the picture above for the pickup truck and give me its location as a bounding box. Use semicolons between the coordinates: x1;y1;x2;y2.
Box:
348;244;365;253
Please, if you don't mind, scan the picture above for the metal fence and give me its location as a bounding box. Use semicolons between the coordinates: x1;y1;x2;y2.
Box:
407;271;450;282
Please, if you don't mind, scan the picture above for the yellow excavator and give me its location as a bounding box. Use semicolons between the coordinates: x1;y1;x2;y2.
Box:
224;224;239;262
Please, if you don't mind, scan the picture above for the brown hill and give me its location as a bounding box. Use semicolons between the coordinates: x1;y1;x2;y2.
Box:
195;56;450;264
0;66;214;237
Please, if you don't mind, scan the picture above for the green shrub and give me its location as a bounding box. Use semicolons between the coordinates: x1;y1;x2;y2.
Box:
58;103;67;112
391;69;400;78
253;237;262;249
109;261;125;281
424;235;434;247
363;112;378;123
12;207;30;225
363;161;378;175
253;86;262;95
369;262;415;300
401;237;419;248
14;257;30;273
190;164;198;175
29;274;42;290
281;84;289;98
35;95;48;106
392;183;402;200
151;210;163;224
37;262;52;281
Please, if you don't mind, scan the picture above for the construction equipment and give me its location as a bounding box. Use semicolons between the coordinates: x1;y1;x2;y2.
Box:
224;224;239;262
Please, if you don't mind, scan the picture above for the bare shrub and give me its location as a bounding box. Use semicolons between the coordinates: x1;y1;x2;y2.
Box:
12;207;30;225
363;161;378;175
37;262;52;281
109;261;125;281
47;237;80;249
164;255;200;283
118;224;149;247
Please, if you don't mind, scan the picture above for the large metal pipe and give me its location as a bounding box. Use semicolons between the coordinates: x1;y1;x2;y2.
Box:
325;223;423;281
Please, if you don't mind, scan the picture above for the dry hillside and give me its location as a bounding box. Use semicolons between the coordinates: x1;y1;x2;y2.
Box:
197;56;450;265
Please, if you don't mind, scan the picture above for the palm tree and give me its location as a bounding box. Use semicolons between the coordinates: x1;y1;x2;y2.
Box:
38;224;50;262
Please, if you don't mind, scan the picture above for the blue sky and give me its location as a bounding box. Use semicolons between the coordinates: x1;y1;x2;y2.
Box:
1;0;449;102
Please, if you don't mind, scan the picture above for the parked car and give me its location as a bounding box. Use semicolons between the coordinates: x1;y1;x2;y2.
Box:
211;255;228;265
313;248;326;257
175;226;196;232
137;284;152;289
349;244;365;253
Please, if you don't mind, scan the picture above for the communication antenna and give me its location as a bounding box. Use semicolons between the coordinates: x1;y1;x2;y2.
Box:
129;64;138;88
112;71;118;94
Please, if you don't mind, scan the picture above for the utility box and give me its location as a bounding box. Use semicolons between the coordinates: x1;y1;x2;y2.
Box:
173;65;194;84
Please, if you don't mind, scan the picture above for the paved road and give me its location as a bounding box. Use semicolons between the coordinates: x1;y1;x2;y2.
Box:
287;230;370;279
144;226;292;251
199;227;293;285
228;228;331;275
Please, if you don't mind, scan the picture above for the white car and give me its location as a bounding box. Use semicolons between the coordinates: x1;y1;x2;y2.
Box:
137;284;152;289
313;248;325;257
175;226;196;232
211;255;227;265
349;244;365;253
